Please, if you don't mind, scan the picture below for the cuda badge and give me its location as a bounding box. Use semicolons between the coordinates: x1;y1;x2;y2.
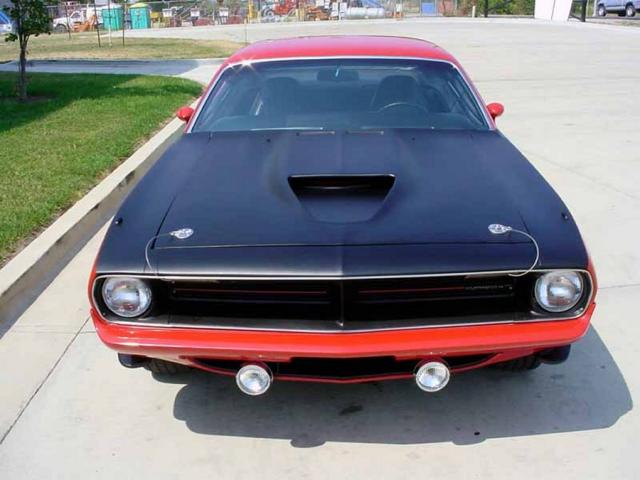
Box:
144;227;194;272
170;228;194;240
488;223;539;277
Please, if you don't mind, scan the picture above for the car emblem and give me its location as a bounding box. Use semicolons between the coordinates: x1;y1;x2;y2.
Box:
169;228;194;240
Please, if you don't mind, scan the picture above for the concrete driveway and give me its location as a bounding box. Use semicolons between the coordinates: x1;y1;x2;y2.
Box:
1;18;639;479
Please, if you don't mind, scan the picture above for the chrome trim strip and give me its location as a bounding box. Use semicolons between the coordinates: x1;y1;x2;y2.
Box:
92;269;594;333
94;268;589;282
187;55;493;133
93;314;591;335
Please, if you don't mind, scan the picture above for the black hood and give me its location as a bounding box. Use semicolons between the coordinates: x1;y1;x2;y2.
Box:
96;130;588;276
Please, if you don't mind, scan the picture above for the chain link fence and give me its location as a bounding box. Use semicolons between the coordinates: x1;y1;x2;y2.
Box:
45;0;611;33
45;0;538;33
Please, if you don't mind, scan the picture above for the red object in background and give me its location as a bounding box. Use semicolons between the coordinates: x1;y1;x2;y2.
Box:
226;15;243;24
194;18;213;26
273;0;299;16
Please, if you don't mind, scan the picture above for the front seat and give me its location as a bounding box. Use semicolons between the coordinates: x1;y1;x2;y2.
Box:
370;75;420;110
260;77;301;125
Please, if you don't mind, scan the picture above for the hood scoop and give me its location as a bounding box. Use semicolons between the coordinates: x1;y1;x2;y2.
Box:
288;174;395;223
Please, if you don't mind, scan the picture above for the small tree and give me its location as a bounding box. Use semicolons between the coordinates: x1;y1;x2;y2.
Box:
3;0;51;101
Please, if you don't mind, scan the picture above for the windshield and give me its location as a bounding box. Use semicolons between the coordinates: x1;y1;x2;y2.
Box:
192;58;489;133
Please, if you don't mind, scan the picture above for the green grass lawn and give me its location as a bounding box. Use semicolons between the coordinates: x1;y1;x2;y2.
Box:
0;33;242;62
0;72;202;264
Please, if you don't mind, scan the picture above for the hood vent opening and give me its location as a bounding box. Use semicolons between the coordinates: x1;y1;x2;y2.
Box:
288;175;396;223
289;174;395;196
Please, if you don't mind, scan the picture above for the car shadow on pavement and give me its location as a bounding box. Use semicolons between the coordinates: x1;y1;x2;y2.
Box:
169;326;631;447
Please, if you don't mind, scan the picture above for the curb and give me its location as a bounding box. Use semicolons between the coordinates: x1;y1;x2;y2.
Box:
0;117;186;326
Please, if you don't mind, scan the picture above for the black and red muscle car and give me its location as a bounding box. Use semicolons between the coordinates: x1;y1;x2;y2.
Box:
89;36;596;395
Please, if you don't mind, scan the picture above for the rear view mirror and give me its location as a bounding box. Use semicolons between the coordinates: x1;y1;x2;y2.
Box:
317;69;360;82
486;102;504;120
177;106;194;123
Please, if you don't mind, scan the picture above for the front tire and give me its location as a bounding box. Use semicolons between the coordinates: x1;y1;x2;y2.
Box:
597;4;607;15
494;355;541;372
145;358;191;374
262;9;275;20
626;3;636;16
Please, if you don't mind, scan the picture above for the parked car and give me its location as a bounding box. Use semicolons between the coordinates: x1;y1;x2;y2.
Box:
0;11;14;35
597;0;639;16
89;36;597;396
52;10;84;32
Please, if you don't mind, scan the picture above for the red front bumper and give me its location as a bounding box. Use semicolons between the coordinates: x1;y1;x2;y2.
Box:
92;302;595;378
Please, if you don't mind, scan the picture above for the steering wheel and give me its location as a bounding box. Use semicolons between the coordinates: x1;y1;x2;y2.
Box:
377;102;430;115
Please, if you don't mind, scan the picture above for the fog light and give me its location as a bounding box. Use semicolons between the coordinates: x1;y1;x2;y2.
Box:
415;361;450;392
236;364;272;396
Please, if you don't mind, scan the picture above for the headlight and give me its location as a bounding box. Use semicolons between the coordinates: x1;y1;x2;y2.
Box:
534;271;584;313
101;277;152;318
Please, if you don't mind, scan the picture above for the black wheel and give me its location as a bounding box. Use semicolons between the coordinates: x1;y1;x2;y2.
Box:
54;24;68;33
626;3;636;16
494;355;541;372
597;4;606;16
145;358;191;374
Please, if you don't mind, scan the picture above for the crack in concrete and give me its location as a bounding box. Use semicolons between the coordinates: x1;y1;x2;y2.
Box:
600;283;640;290
0;316;90;445
528;153;639;203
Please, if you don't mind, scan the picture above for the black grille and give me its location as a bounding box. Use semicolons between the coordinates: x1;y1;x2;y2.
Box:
149;273;546;330
346;276;521;322
167;280;341;320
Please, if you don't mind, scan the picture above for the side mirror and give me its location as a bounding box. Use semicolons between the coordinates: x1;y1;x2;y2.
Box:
177;106;194;123
486;102;504;120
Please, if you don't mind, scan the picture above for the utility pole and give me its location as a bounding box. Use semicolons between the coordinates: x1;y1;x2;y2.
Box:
106;0;113;47
122;3;125;47
93;0;101;47
63;1;71;39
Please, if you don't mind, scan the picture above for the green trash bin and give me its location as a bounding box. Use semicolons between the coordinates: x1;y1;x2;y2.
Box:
102;6;123;31
130;3;151;29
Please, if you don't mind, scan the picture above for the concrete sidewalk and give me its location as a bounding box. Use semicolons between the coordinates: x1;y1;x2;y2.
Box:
0;58;224;84
1;17;639;479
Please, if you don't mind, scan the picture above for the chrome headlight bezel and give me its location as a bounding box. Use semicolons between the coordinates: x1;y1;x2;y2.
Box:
101;277;152;318
534;271;585;313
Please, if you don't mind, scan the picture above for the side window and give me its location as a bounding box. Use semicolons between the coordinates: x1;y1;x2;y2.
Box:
195;75;262;128
194;80;232;128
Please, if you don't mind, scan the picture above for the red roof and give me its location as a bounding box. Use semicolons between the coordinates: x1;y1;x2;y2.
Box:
226;36;457;65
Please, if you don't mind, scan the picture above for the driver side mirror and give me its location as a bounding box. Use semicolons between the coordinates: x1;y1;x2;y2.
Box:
177;106;194;123
486;102;504;120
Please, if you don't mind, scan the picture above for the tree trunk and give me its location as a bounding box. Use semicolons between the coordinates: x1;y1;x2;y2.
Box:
18;37;28;102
